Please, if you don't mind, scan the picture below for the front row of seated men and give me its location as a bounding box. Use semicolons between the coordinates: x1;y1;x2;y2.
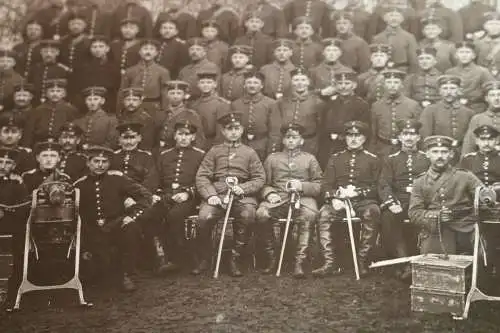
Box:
0;110;497;301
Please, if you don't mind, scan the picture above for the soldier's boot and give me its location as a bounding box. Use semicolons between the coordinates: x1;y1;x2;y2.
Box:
122;273;137;292
293;221;310;279
229;225;246;277
191;227;212;276
154;237;178;274
312;221;342;277
261;224;276;275
358;221;378;278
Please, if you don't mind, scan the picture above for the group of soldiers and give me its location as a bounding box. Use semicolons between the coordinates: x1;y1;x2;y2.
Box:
1;0;500;305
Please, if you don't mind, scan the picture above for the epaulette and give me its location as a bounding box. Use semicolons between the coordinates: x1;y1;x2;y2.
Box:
193;147;206;154
9;173;23;183
217;96;230;104
73;175;88;185
160;147;175;155
19;146;32;153
333;150;346;157
137;149;152;156
463;152;477;158
388;151;401;158
417;150;426;155
363;150;377;158
114;149;122;154
107;170;124;176
175;37;185;44
56;63;71;72
21;168;37;177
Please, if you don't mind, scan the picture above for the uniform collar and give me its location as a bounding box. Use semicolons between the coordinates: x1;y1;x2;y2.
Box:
291;91;309;101
223;140;242;148
286;149;302;158
295;38;313;45
384;93;403;104
228;68;246;75
273;61;294;70
428;164;451;180
419;67;440;76
242;92;263;103
486;108;500;116
443;100;461;109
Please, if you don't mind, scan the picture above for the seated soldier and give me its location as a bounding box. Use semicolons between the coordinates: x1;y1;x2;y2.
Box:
409;136;486;255
318;121;381;277
255;123;322;278
0;114;36;174
193;112;265;277
377;119;430;280
74;146;153;292
57;122;87;182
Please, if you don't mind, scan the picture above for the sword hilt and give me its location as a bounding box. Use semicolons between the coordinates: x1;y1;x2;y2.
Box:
223;177;239;204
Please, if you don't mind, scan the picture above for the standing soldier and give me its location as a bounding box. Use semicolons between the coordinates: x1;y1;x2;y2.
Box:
23;78;79;147
459;0;494;40
197;0;241;45
370;69;421;156
328;0;371;42
201;19;230;73
230;70;281;160
403;46;441;108
260;39;296;100
57;122;87;181
109;18;143;79
110;0;153;39
0;114;36;174
283;0;332;38
367;0;419;41
155;0;197;41
372;7;418;73
220;45;253;102
69;0;111;37
27;39;71;105
32;0;71;40
446;41;493;114
74;145;153;291
419;75;475;150
378;119;430;279
462;81;500;156
118;87;157;151
290;17;323;70
318;121;381;277
419;16;456;73
256;123;322;277
242;1;287;39
0;49;24;112
6;83;36;128
475;12;500;79
190;70;230;150
417;0;463;43
119;39;171;118
358;43;392;104
193;112;265;277
59;11;91;74
74;86;119;149
309;38;352;90
14;19;44;80
275;68;325;156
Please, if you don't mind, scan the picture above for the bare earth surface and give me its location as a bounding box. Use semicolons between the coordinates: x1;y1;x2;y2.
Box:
1;270;500;333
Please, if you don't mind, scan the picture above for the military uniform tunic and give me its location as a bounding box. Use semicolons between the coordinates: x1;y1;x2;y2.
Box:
337;33;371;73
178;59;220;100
417;3;463;42
309;62;353;90
205;40;230;73
58;151;88;182
403;68;442;107
220;70;246;102
14;41;43;79
372;27;418;73
260;61;295;100
475;36;500;77
118;108;157;150
111;149;158;192
462;109;500;156
358;68;386;104
234;32;274;70
197;5;242;44
460;151;500;186
291;39;323;70
0;70;24;111
22;168;71;194
109;39;142;77
59;34;91;74
242;1;288;39
190;94;230;150
283;0;332;36
419;39;456;73
155;37;190;79
27;62;71;105
160;105;206;150
459;1;494;37
74;109;119;149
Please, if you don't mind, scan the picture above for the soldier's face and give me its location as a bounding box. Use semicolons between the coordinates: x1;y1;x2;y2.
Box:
221;123;244;142
244;77;263;95
40;47;59;63
231;53;249;69
398;131;420;149
46;87;66;102
370;52;389;68
139;44;159;61
282;131;304;150
121;23;140;40
159;22;178;39
336;79;356;96
294;23;314;39
484;20;500;36
0;127;22;146
0;57;15;71
197;78;217;94
323;45;342;63
383;12;404;28
486;89;500;108
37;150;60;171
59;132;80;151
422;24;442;39
167;89;185;105
0;157;16;177
87;156;110;175
174;128;196;148
417;54;437;71
426;146;453;170
455;48;475;65
202;27;219;41
90;41;110;58
85;95;105;111
188;45;206;61
439;83;459;102
476;136;498;153
335;19;352;34
123;95;142;111
245;17;264;32
119;133;142;151
68;19;87;35
25;23;43;41
274;46;292;62
345;133;366;150
14;91;34;107
291;74;310;93
384;78;403;95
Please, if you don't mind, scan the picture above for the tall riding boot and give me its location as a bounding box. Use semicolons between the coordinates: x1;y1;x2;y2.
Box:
230;224;246;277
260;223;276;274
191;226;212;275
358;220;378;277
293;221;310;279
312;220;341;277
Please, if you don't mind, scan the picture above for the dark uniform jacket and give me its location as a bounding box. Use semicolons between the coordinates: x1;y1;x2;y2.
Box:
160;105;206;150
328;6;371;42
22;168;71;194
178;59;220;100
14;41;43;79
118;108;157;150
74;109;119;149
23;101;79;147
197;5;242;44
321;148;381;203
157;145;205;198
403;67;442;107
110;1;153;39
155;37;189;79
283;0;332;36
260;61;295;99
417;3;463;42
367;5;419;41
205;40;230;73
462;109;500;156
459;1;494;37
337;33;371;73
372;27;418;73
242;1;288;38
0;173;28;235
220;69;246;102
111;148;158;192
32;4;71;40
109;39;142;76
234;32;273;70
196;142;265;204
419;39;456;73
475;36;500;76
309;62;353;90
291;39;323;70
190;94;230;150
0;70;24;111
59;34;92;73
378;149;430;207
1;146;36;175
460;151;500;187
358;68;386;104
27;62;71;105
154;10;198;41
59;150;88;182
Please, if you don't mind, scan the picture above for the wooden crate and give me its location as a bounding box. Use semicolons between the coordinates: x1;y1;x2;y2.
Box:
411;286;465;315
412;255;472;293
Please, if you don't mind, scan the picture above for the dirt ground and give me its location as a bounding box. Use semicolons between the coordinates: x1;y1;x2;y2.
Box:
1;267;500;333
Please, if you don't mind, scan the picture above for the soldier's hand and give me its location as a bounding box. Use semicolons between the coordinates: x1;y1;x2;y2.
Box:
122;216;134;227
152;195;162;204
389;204;403;214
124;197;136;208
287;180;302;192
440;208;453;223
208;196;222;206
331;199;346;211
267;193;281;204
232;185;245;196
172;192;189;203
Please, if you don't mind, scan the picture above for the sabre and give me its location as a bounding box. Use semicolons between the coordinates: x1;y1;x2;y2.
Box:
275;180;299;277
344;198;360;280
213;176;238;279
